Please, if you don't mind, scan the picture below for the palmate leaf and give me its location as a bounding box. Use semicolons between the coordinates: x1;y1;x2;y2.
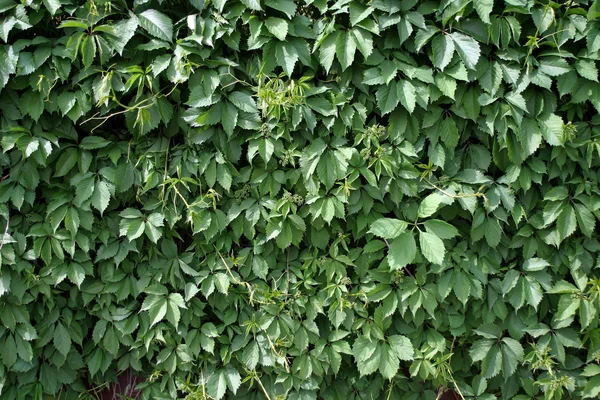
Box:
2;0;600;397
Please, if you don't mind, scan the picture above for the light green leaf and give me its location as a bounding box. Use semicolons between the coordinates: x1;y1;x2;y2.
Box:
336;30;357;71
450;32;481;70
431;34;455;70
539;113;565;146
275;41;298;76
387;335;414;361
388;232;417;270
376;81;399;115
397;79;416;113
419;231;445;265
137;9;173;42
474;0;493;24
522;258;549;272
351;28;373;59
368;218;408;239
265;17;288;41
418;193;442;218
423;219;459;239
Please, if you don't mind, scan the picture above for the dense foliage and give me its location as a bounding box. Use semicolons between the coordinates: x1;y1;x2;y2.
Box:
2;0;600;399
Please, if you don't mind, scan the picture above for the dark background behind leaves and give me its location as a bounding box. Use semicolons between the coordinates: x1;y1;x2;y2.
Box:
1;0;600;399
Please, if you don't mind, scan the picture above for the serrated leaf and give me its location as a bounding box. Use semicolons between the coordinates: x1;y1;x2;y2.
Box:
376;81;399;115
450;32;481;70
137;9;173;42
368;218;408;239
423;219;459;239
351;27;373;59
275;41;298;76
228;92;256;113
557;204;577;241
539;113;565;146
265;17;288;41
419;231;445;265
418;193;442;218
388;232;417;269
336;30;357;71
53;322;71;357
397;79;416;113
432;34;455;70
474;0;493;24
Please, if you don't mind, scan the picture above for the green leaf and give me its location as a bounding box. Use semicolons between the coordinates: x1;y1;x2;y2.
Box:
266;0;296;19
336;30;357;71
319;32;338;73
228;92;256;113
388;232;417;270
419;231;445;264
349;3;373;26
557;204;577;241
583;375;600;398
207;370;227;400
265;17;288;41
240;0;261;10
351;28;373;59
53;322;71;357
418;193;442;218
522;258;549;272
352;337;380;376
574;203;595;238
484;218;502;247
149;297;168;327
474;0;493;24
242;341;259;370
137;9;173;42
275;41;298;77
423;219;459;239
431;34;455;70
91;180;110;215
539;113;565;146
397;79;416;113
450;32;481;70
368;218;408;239
376;81;399;115
387;335;414;361
575;59;599;82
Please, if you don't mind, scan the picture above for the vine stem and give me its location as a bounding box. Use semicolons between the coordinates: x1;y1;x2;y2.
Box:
254;372;272;400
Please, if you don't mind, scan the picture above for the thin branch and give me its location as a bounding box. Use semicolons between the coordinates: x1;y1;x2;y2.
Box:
254;373;272;400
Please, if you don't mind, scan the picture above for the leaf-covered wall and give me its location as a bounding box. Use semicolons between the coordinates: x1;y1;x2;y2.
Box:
1;0;600;399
